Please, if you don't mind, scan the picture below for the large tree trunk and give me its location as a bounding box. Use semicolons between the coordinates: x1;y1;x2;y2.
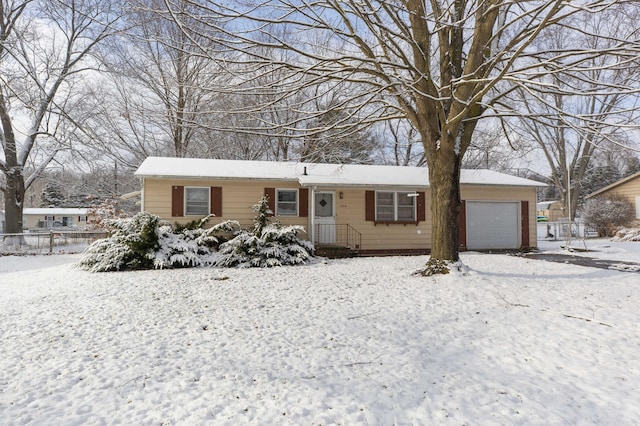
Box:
428;158;461;262
419;117;474;275
3;168;25;234
1;89;25;234
425;129;463;266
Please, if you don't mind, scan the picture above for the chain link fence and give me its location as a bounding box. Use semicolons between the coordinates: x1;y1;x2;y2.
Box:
537;220;598;241
0;231;109;255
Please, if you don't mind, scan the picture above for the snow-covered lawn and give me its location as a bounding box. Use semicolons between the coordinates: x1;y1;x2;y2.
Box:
1;242;639;425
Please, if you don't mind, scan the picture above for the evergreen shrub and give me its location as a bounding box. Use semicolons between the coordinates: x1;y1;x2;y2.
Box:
78;212;237;272
213;196;314;268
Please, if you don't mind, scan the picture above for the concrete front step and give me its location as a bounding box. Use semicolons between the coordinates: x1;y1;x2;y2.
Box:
315;245;357;259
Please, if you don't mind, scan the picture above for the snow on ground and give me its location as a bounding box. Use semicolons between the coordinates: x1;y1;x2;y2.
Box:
1;243;640;425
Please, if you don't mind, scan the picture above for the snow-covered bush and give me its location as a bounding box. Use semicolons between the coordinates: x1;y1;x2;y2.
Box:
151;220;236;269
582;194;635;237
213;196;314;268
612;226;640;242
79;197;314;271
78;212;238;272
77;212;161;272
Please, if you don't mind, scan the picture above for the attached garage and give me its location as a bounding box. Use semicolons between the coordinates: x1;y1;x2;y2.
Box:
464;201;524;250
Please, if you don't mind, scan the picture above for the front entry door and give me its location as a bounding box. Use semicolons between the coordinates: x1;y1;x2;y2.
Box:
315;191;336;244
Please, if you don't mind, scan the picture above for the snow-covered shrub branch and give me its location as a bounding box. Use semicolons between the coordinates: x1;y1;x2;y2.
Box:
612;227;640;242
213;196;314;268
77;212;239;272
78;198;315;272
213;225;314;268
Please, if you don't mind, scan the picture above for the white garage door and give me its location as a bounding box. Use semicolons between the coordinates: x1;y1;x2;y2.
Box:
466;201;520;249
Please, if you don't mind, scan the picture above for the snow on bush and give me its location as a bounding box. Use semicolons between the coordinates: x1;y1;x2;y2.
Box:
213;196;314;268
79;196;314;272
612;226;640;242
582;194;635;237
77;212;237;272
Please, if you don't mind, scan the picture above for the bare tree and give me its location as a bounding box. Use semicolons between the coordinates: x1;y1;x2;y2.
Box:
184;26;384;162
165;0;639;272
297;85;381;164
86;0;226;167
462;122;533;172
503;5;640;220
379;120;425;167
0;0;121;233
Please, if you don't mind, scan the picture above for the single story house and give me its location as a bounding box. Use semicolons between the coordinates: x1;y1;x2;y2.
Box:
536;200;565;222
135;157;546;255
22;208;90;231
585;171;640;220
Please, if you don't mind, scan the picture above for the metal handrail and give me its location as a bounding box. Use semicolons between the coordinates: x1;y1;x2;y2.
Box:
315;224;361;251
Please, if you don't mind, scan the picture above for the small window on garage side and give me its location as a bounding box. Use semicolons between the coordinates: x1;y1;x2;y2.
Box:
185;187;209;216
276;189;298;216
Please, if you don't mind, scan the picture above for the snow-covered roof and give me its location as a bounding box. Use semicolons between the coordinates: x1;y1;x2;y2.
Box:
23;208;88;215
135;157;546;188
536;201;562;209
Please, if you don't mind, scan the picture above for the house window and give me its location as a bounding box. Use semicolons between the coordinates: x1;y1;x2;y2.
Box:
376;192;394;221
397;192;416;221
276;189;298;216
185;187;209;216
376;191;416;222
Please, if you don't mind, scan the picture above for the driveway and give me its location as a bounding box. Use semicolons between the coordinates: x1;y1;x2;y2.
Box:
520;252;640;272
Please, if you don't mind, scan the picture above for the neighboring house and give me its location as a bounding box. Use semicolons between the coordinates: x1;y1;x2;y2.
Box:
585;171;640;220
22;208;91;231
135;157;546;254
536;200;566;222
0;210;4;233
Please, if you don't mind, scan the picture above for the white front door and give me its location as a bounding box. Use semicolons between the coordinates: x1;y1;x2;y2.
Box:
315;191;336;244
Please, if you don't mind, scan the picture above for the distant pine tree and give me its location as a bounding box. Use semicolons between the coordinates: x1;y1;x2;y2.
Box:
581;165;621;197
623;155;640;177
40;181;66;207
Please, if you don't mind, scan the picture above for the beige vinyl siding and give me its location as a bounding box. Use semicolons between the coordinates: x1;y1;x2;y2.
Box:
23;214;40;229
329;188;432;252
22;214;42;229
598;176;640;219
336;185;537;251
143;178;308;229
608;177;640;202
143;178;538;250
461;185;538;248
